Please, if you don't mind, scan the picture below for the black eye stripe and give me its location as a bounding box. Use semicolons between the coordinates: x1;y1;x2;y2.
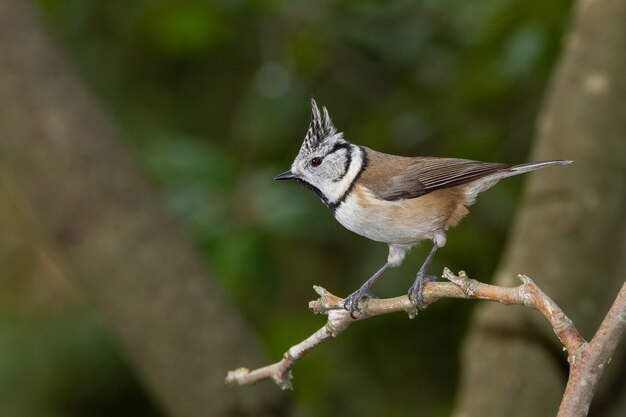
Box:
309;143;350;168
326;142;351;157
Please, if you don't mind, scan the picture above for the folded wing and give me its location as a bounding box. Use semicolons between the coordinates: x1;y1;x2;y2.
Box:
374;157;509;201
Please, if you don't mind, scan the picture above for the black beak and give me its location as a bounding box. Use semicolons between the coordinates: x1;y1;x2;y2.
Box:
274;170;297;181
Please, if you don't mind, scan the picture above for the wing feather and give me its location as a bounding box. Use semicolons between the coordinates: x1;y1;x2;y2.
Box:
368;155;509;201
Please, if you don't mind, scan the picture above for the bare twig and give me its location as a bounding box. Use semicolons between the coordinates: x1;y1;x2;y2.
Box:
225;268;587;388
557;280;626;417
443;269;586;354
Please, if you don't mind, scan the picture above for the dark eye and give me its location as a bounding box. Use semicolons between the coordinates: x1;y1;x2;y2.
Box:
310;157;323;167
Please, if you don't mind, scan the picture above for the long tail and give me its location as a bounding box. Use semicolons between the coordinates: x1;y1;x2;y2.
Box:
465;159;572;204
505;160;573;177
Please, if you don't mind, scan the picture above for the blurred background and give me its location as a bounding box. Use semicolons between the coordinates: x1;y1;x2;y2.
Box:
0;0;579;416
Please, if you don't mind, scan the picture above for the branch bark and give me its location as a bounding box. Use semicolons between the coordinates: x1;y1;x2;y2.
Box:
558;280;626;416
0;2;287;416
226;269;610;392
227;270;625;416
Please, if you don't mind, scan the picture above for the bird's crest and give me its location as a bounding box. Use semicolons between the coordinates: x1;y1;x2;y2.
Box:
300;98;338;154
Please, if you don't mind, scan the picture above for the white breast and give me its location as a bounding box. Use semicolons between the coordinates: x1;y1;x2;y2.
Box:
333;186;441;245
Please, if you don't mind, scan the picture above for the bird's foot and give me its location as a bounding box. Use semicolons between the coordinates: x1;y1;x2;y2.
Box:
408;273;438;308
343;286;378;319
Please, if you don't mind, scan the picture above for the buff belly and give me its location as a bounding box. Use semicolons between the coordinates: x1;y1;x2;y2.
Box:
333;185;466;245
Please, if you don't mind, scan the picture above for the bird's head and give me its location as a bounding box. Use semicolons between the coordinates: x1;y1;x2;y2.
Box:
275;99;358;207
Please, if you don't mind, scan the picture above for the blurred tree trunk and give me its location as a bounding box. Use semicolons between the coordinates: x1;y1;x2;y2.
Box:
0;1;288;417
452;0;626;416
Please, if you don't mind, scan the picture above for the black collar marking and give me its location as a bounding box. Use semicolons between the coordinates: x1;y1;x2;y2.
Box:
328;146;368;214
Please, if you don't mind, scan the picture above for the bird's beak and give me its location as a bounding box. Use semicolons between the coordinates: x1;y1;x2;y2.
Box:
274;170;297;181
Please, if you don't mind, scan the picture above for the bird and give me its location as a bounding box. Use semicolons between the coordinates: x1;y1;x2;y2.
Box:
275;98;571;317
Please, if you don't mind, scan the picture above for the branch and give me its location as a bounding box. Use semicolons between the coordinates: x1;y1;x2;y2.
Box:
225;268;586;388
557;279;626;417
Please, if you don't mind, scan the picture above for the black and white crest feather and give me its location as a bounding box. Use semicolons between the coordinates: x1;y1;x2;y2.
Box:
300;98;338;154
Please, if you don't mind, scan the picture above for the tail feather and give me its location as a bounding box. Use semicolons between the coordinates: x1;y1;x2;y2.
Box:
505;160;573;177
463;159;572;205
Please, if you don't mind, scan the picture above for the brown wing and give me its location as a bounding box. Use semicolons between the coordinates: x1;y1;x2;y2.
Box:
361;149;509;201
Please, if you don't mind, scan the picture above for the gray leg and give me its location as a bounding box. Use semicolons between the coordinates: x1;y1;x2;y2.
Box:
343;263;390;318
408;243;439;307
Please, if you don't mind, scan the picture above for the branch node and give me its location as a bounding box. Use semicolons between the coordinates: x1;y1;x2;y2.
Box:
313;285;325;296
326;309;352;336
273;371;293;391
444;268;479;296
406;305;418;319
518;273;534;285
309;286;343;314
225;367;250;386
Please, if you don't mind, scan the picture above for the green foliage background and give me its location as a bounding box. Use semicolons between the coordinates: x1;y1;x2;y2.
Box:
3;0;573;416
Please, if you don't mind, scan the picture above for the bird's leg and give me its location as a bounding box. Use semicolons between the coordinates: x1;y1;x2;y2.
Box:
408;243;439;307
343;263;390;319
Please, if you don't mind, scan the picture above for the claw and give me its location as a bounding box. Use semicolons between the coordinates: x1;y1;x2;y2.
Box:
342;262;389;319
343;286;378;319
408;273;438;308
408;242;440;307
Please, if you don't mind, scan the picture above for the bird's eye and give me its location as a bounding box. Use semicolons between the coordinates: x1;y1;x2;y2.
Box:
310;157;323;167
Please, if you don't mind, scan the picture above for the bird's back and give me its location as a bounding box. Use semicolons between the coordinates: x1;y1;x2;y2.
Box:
335;147;569;245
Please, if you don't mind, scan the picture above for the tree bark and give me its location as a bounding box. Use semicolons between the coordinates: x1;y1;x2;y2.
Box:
453;0;626;416
0;1;287;416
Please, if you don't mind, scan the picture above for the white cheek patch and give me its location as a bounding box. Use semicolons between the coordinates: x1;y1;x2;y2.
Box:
325;147;364;204
328;156;348;181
